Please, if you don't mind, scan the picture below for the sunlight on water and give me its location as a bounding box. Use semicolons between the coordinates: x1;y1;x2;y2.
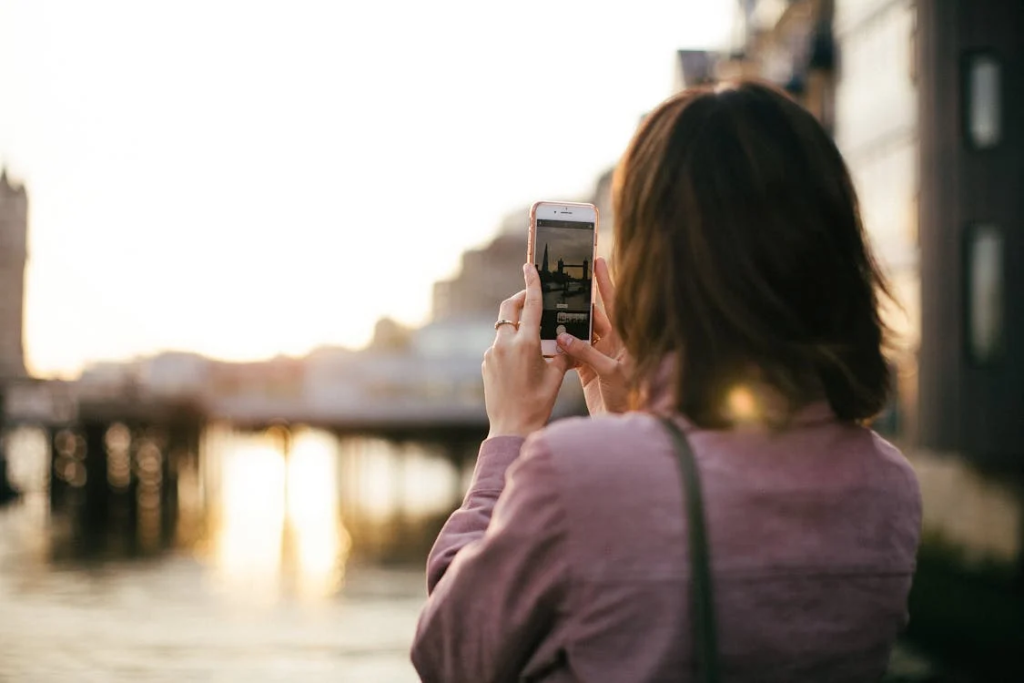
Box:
211;434;286;600
286;430;351;599
204;426;351;602
2;426;49;493
0;424;439;681
341;438;460;522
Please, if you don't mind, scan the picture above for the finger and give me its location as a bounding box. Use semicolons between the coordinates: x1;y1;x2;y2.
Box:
556;333;618;377
519;263;543;335
592;303;612;339
545;350;573;376
495;290;527;339
594;257;616;323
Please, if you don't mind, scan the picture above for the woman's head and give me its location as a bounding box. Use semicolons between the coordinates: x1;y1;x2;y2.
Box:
612;80;892;428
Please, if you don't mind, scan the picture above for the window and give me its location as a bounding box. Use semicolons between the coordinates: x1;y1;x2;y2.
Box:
965;54;1002;149
966;224;1004;364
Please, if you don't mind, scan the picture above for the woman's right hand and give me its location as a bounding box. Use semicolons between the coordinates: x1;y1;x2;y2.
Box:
556;257;632;415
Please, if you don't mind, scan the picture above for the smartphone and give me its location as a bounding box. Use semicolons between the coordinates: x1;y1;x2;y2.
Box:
527;201;599;357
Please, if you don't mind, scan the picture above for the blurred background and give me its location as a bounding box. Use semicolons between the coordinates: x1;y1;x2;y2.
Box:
0;0;1020;681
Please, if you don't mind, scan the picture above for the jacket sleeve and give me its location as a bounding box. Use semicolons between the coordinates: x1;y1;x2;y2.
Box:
411;434;569;683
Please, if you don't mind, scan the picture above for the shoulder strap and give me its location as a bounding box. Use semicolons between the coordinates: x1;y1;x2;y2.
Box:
658;416;720;683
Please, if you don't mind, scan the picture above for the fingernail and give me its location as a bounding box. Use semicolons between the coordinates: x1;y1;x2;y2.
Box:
558;333;573;347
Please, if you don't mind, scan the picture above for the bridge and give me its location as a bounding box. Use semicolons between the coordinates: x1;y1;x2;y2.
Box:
0;373;584;438
0;330;587;550
0;368;586;511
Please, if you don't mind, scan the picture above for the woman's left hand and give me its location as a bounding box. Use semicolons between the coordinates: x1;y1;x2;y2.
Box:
483;263;573;438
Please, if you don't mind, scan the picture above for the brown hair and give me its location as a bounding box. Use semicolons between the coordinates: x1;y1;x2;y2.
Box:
612;81;893;428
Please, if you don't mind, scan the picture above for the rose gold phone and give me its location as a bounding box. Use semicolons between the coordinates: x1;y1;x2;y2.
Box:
527;201;599;356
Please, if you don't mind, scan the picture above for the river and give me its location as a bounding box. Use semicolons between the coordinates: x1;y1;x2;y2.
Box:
0;424;467;682
3;422;1021;681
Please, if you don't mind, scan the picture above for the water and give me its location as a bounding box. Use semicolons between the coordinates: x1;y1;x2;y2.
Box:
4;424;1021;681
0;425;466;682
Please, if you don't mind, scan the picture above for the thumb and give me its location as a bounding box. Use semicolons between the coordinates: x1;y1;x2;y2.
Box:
556;334;618;377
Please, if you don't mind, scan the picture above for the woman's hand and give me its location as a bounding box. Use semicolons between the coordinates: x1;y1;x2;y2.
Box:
483;264;573;439
555;257;632;415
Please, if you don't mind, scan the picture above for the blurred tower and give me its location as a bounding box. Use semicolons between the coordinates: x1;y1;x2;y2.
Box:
0;168;27;379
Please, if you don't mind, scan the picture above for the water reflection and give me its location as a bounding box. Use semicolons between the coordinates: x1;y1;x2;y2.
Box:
1;423;461;592
0;424;457;682
286;430;349;599
204;426;350;602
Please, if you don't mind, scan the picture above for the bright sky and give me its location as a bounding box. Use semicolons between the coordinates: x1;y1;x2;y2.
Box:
0;0;734;378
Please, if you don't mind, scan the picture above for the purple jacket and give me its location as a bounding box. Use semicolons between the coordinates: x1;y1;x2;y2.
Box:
411;383;922;682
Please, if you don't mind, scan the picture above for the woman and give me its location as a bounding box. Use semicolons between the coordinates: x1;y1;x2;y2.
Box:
411;81;922;682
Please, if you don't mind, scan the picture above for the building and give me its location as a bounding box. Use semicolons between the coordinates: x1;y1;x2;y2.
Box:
589;168;615;263
714;0;838;130
716;0;1023;463
431;207;530;322
674;49;719;91
0;169;28;379
139;352;211;398
913;0;1023;463
833;0;920;436
833;0;1023;462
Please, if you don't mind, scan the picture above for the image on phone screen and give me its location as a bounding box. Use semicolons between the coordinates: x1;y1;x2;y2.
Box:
533;218;594;340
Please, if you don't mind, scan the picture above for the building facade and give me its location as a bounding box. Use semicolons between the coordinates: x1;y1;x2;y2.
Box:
833;0;920;437
0;169;28;379
914;0;1023;463
431;212;529;323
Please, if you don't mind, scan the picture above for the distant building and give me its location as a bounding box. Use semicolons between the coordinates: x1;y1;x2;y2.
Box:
368;317;413;352
205;356;305;402
0;169;28;379
431;207;530;322
589;168;615;262
713;0;837;131
78;359;143;401
674;49;719;91
139;351;211;398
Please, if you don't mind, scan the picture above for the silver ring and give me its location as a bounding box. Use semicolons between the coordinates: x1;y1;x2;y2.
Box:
494;319;519;331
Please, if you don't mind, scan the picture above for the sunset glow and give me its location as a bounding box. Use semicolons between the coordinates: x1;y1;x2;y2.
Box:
0;0;734;377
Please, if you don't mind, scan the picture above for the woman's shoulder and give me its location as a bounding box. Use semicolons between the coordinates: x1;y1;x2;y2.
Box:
864;430;921;506
528;411;670;482
537;411;663;453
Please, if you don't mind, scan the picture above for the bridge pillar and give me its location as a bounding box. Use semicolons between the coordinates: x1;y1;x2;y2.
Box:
447;440;468;512
80;422;110;539
47;427;66;512
0;429;18;505
390;444;408;551
0;389;17;505
163;421;199;545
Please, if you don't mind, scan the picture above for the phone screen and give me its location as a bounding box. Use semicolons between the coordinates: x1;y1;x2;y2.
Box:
533;218;595;340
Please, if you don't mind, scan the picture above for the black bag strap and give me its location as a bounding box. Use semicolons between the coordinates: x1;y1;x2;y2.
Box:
658;416;721;683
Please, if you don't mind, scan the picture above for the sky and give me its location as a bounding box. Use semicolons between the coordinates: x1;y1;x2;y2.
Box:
0;0;734;378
